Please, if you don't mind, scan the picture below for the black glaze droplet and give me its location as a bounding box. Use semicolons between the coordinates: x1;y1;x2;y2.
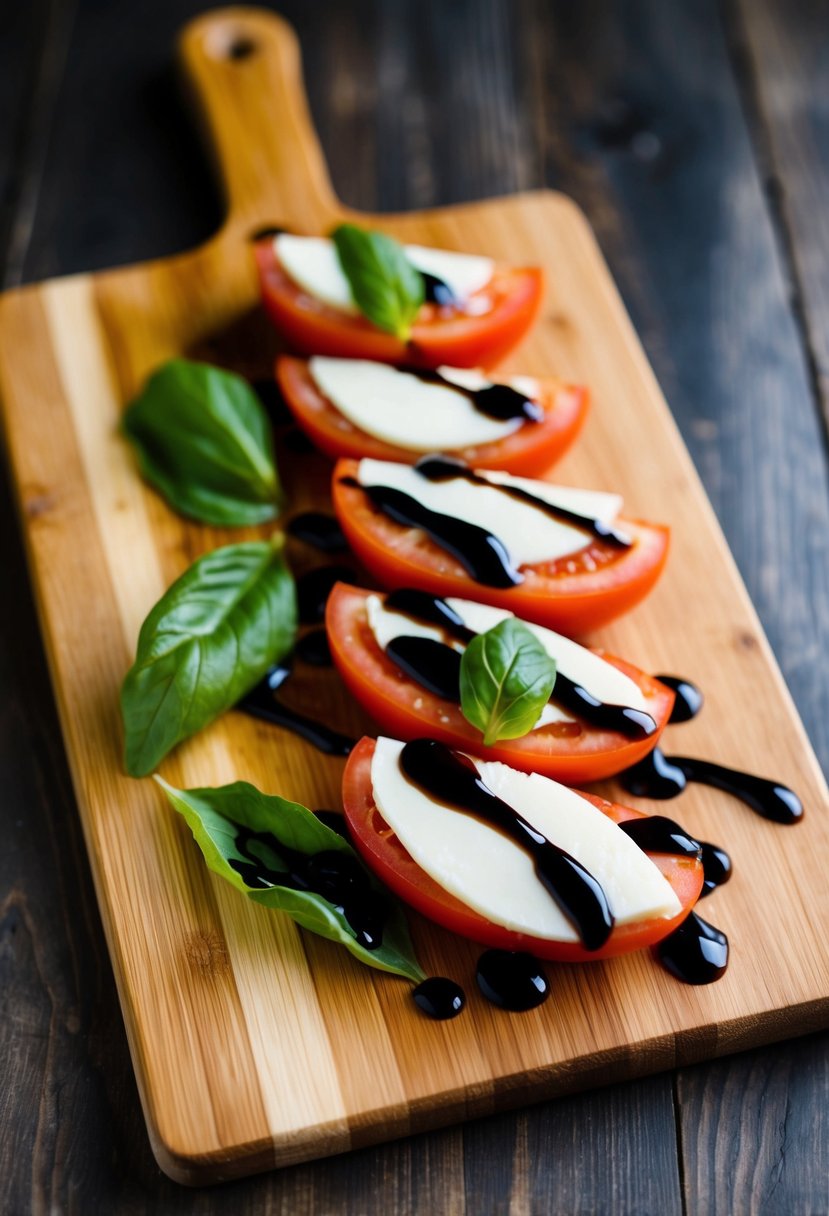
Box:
251;378;293;426
282;426;315;453
239;664;355;756
295;628;332;666
342;477;522;588
476;950;550;1011
621;748;803;824
296;565;355;624
698;841;733;897
400;739;614;950
385;636;461;700
414;455;632;550
654;675;704;723
621;748;687;799
618;815;701;857
656;912;729;984
287;511;348;554
314;810;350;839
228;830;386;950
412;977;466;1020
420;271;458;307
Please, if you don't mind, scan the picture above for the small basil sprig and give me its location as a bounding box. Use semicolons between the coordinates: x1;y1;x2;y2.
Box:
156;777;424;982
459;619;557;746
332;223;424;340
122;359;282;526
121;539;296;776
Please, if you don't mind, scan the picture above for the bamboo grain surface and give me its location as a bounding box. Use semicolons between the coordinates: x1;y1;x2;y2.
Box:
1;7;828;1186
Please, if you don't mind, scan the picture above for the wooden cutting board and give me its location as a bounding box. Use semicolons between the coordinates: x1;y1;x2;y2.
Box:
1;7;827;1186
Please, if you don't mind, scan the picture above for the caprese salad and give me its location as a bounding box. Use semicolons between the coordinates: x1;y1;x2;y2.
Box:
256;228;543;367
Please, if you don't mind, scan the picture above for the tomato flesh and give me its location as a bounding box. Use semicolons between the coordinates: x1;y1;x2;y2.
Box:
326;583;674;783
331;460;670;634
256;240;544;369
275;355;588;476
342;737;703;963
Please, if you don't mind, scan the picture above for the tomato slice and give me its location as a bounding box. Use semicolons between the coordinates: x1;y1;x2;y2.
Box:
275;355;589;476
326;583;674;783
256;240;544;369
331;460;670;634
342;737;703;963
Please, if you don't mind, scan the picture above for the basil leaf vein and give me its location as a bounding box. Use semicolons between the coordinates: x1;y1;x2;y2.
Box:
459;619;557;746
332;223;424;340
121;539;296;776
122;359;282;526
156;777;424;982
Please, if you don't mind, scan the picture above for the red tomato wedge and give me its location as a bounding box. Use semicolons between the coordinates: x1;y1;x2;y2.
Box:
342;737;703;963
256;239;544;369
331;460;670;634
326;583;674;783
275;355;589;476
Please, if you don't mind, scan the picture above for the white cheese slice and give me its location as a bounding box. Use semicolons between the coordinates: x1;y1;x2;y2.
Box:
370;738;682;941
437;366;540;401
356;458;624;567
274;234;495;316
364;594;649;730
308;357;521;452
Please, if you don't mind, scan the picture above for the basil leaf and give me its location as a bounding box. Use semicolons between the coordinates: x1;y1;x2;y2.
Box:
121;539;296;776
155;777;425;982
332;223;424;340
122;359;282;526
459;619;557;746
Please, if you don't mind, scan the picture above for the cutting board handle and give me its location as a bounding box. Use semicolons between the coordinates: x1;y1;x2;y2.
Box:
178;7;340;237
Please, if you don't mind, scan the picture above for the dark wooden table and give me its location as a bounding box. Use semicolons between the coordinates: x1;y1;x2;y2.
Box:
2;1;829;1211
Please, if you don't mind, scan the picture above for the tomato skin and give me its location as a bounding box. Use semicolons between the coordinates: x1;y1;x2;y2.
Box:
326;583;674;783
331;460;670;634
275;355;589;476
342;737;703;963
256;240;544;369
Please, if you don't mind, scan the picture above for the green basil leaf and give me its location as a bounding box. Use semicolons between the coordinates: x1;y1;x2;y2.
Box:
155;777;425;982
459;619;557;747
332;223;424;340
121;539;296;776
122;359;282;526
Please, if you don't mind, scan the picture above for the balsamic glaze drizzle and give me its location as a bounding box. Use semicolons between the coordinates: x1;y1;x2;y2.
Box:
287;511;349;554
420;271;458;308
618;815;701;857
655;674;704;723
424;368;542;424
656;912;729;985
621;747;803;824
239;664;355;756
475;950;550;1011
415;455;633;550
385;637;462;700
399;739;615;951
381;590;654;738
342;477;522;588
229;828;387;950
412;976;466;1020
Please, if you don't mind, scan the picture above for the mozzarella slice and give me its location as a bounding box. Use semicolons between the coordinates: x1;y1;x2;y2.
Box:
309;358;521;452
370;738;682;941
274;234;495;316
356;458;624;567
364;594;649;730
